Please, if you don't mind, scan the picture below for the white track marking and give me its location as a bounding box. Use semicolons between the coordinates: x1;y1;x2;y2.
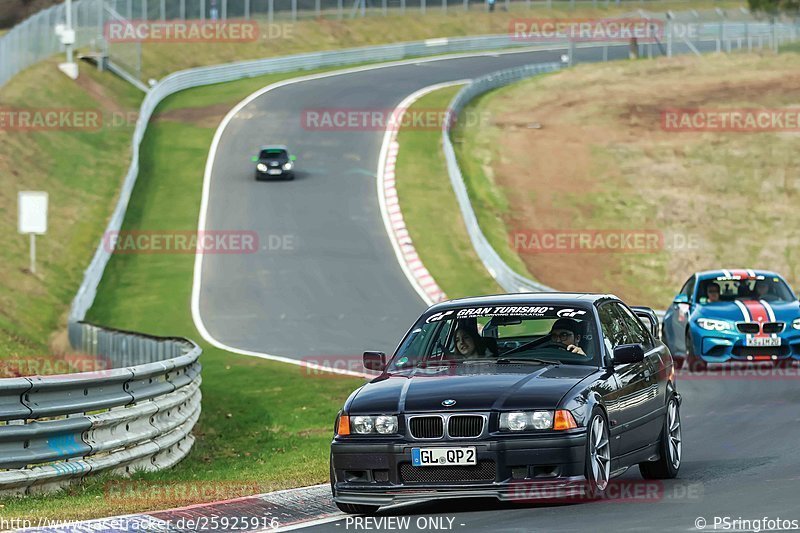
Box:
377;80;469;307
191;47;569;371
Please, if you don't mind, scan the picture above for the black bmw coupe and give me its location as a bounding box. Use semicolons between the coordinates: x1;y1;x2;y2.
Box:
330;293;682;514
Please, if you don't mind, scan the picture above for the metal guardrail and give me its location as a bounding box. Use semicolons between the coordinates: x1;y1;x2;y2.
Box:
0;323;201;495
441;22;800;301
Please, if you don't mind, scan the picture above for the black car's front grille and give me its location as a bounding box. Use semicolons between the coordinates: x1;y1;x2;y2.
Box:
763;322;785;334
733;346;789;357
448;415;484;438
409;416;444;439
737;322;760;334
399;460;496;483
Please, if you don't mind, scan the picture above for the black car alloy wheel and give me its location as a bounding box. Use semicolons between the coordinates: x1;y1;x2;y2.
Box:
585;411;611;495
640;396;682;479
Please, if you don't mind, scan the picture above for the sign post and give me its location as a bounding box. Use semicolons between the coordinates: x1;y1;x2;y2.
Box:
18;192;48;275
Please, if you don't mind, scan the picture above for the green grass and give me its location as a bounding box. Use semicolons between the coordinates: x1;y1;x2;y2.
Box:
438;50;800;307
395;86;503;298
0;69;362;521
0;59;143;363
450;88;546;280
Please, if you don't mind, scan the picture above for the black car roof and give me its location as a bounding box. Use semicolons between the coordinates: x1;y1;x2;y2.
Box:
426;292;619;313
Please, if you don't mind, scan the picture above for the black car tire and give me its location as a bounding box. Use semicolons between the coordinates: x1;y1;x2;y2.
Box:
685;331;707;372
330;454;380;515
584;409;611;499
639;395;682;479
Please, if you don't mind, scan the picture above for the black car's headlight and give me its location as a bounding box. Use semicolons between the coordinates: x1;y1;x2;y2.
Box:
337;415;399;435
283;162;293;170
257;163;268;172
500;410;577;431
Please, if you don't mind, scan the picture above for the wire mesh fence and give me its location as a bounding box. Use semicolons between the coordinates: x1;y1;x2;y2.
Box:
3;0;786;89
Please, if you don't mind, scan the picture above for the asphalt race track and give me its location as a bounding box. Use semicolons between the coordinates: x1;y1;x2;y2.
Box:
197;45;639;358
194;42;800;532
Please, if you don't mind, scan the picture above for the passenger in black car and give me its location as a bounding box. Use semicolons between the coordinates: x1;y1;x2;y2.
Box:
454;326;490;359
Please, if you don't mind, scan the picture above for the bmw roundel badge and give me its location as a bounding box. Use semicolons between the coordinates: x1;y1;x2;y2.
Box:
442;399;457;407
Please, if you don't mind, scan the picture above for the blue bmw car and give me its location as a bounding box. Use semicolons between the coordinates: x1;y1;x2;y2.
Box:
662;269;800;371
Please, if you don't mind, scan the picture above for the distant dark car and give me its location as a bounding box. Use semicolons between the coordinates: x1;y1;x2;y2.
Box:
662;269;800;371
330;293;682;515
254;145;296;180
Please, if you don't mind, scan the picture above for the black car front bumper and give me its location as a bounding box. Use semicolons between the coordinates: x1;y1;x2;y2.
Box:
255;169;293;180
331;431;587;506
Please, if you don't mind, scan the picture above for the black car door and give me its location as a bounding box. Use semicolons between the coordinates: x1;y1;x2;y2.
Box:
597;302;641;457
615;303;667;450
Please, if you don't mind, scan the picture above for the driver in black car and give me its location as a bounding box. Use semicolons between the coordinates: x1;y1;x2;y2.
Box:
548;318;586;356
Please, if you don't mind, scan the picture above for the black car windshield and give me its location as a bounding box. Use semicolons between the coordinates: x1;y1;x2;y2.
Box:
697;276;795;304
260;149;287;159
387;305;600;371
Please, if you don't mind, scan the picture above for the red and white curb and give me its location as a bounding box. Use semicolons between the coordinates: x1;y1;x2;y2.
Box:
377;80;470;307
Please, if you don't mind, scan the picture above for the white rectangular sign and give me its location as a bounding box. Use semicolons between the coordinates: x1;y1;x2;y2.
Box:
18;191;48;235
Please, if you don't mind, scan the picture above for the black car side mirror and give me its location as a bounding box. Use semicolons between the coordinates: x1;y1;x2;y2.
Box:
363;351;387;372
613;344;645;365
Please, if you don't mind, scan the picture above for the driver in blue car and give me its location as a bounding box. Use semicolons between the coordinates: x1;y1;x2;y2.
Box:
549;318;586;355
706;282;721;303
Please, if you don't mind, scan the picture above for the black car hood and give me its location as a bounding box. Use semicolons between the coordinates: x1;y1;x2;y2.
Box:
348;364;596;414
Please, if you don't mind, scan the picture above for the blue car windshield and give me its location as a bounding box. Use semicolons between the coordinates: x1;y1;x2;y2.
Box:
697;276;795;304
387;306;601;372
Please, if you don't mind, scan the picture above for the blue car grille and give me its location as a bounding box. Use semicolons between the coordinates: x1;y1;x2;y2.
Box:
736;323;760;334
763;322;785;334
736;322;784;334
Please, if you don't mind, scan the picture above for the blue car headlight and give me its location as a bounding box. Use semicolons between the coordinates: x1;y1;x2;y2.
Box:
697;318;735;332
792;318;800;330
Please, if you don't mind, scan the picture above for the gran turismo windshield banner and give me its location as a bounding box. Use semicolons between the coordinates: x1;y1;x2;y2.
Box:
425;306;589;323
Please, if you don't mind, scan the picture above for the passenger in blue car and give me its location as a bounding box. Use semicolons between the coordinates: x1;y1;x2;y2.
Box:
706;282;721;303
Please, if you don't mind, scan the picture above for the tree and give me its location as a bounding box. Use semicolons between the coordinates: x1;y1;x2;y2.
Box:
748;0;800;14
